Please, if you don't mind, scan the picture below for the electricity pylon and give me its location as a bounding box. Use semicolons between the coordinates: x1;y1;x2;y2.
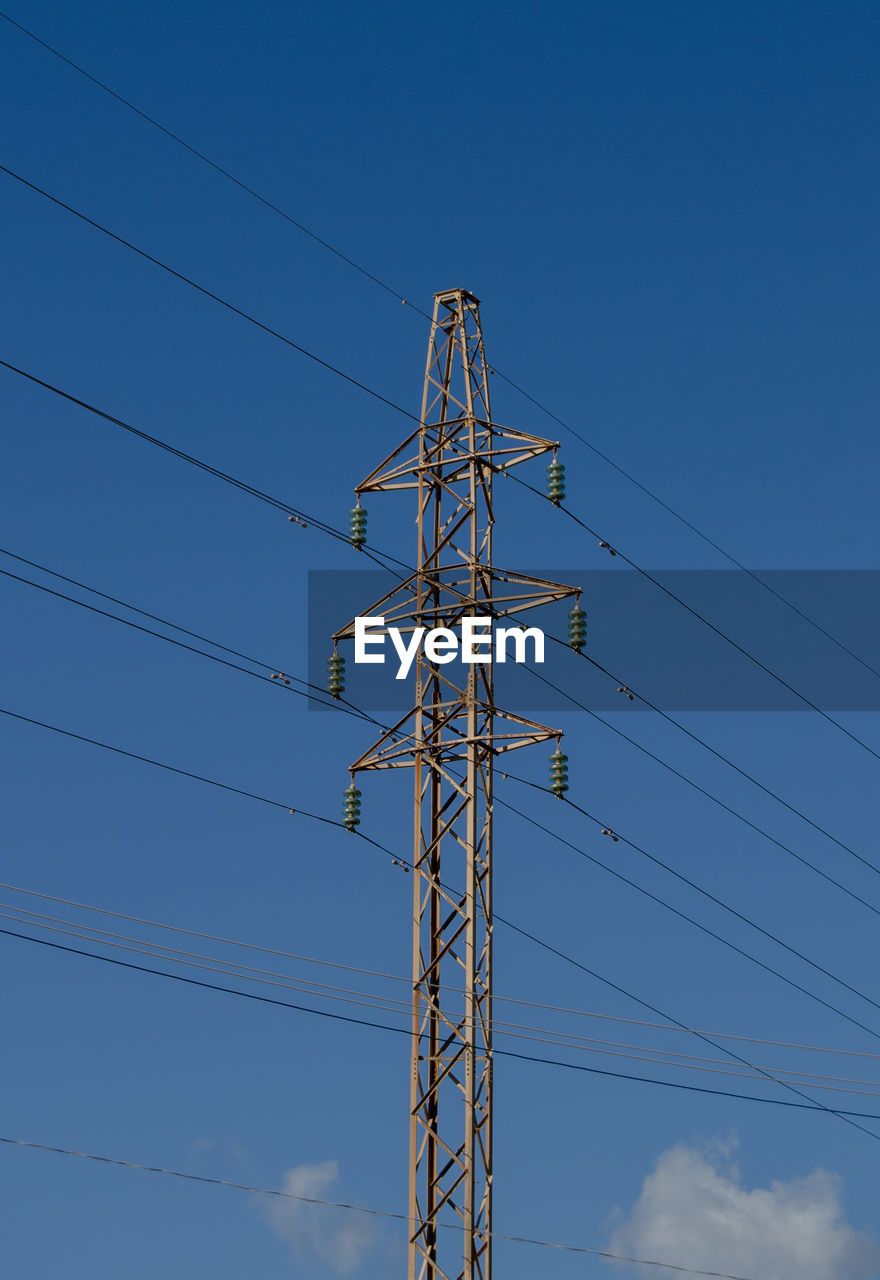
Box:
333;288;578;1280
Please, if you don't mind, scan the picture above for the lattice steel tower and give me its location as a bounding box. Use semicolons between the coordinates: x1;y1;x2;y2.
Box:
333;289;577;1280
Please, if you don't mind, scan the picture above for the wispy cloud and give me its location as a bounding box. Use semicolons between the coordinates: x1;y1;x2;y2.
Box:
260;1160;377;1275
607;1139;878;1280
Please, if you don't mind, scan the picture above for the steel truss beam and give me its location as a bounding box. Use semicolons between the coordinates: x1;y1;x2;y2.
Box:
334;288;576;1280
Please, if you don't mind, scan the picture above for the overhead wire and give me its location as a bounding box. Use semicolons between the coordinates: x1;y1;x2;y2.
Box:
3;357;879;894
8;877;880;1060
5;159;879;774
8;551;880;1058
502;767;880;1015
530;644;880;880
0;556;388;731
0;182;877;1132
494;788;880;1045
507;468;880;770
0;1134;758;1279
6;4;880;1228
0;357;410;576
491;367;880;683
0;164;425;432
5;60;879;887
7;923;880;1127
524;663;880;919
6;902;880;1096
3;2;877;697
5;703;880;1142
8;549;880;1041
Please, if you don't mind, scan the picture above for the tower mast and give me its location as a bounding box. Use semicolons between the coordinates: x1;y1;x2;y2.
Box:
333;288;577;1280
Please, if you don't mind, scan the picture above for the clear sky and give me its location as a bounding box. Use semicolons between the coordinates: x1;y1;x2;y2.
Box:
2;2;880;1277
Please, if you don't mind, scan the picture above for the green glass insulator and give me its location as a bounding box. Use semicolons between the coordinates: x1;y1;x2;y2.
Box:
547;459;566;505
549;748;569;796
343;784;361;829
568;605;587;651
350;507;367;548
328;653;345;696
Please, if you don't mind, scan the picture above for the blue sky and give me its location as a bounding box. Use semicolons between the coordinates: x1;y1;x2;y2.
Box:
2;2;880;1276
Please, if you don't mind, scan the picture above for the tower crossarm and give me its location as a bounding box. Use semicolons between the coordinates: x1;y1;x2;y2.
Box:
332;566;579;642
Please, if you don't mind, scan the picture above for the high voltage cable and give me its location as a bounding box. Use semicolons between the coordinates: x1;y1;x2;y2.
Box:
8;878;880;1060
4;4;877;697
7;553;880;1041
6;880;880;1059
8;554;880;1033
15;901;880;1092
0;11;428;318
2;349;878;892
490;366;880;684
505;768;880;1014
3;159;877;774
492;914;880;1142
5;349;879;888
0;705;395;864
509;470;880;770
5;353;878;888
0;558;387;730
0;164;426;431
530;645;880;880
0;1136;757;1280
7;923;880;1128
525;663;880;918
6;705;880;1143
0;357;409;576
3;360;874;1121
7;5;880;1223
6;902;880;1097
496;789;880;1046
9;531;880;985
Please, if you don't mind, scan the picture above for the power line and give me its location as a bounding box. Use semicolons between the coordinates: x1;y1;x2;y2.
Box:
0;164;425;431
532;648;880;881
7;902;880;1097
0;1133;757;1279
4;3;876;699
8;877;880;1060
489;367;880;686
8;352;879;897
0;357;410;576
0;704;398;867
0;10;429;319
527;664;880;918
0;557;386;729
11;537;880;1100
9;552;880;1048
8;351;880;898
6;703;880;1141
5;158;877;777
3;351;878;1130
503;768;880;1018
7;923;880;1126
511;470;880;772
9;552;880;1058
495;788;880;1046
6;878;880;1061
493;915;880;1142
3;5;874;1228
10;527;880;956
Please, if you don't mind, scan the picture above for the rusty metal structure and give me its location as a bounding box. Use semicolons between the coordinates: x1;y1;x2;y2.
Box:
333;288;577;1280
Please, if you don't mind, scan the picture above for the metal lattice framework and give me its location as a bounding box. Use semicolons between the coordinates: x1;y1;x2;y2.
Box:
334;289;577;1280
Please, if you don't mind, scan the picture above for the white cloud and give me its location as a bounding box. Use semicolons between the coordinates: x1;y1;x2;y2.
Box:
260;1159;377;1275
607;1140;879;1280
